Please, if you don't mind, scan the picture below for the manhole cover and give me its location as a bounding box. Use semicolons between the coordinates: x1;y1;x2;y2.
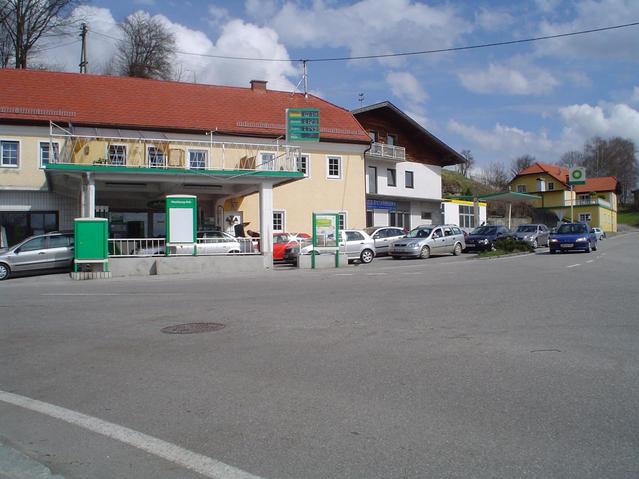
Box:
161;322;225;334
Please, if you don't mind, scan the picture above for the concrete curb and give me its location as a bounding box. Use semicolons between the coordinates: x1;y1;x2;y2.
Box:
0;442;64;479
473;251;534;260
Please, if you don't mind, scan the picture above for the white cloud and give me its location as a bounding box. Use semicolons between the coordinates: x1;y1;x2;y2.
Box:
559;102;639;146
39;7;297;90
535;0;561;12
268;0;471;64
208;5;230;28
475;8;514;31
535;0;639;61
448;120;554;156
386;71;428;104
245;0;279;21
458;62;559;95
35;6;121;73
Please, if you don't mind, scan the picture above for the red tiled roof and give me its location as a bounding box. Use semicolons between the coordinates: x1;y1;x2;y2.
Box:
574;176;618;193
0;69;370;143
514;162;618;192
517;162;569;185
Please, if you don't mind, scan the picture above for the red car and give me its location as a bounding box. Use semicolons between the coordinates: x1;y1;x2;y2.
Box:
273;232;311;262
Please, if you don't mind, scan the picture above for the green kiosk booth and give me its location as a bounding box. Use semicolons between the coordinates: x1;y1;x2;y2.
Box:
74;217;109;272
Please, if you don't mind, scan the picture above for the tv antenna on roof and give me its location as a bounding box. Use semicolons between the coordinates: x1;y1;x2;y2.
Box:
358;92;364;106
292;60;309;98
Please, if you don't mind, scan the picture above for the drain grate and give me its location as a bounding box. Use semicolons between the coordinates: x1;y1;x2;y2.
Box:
161;322;225;334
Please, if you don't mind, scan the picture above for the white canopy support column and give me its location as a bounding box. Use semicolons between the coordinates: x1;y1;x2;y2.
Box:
82;172;95;218
259;182;273;269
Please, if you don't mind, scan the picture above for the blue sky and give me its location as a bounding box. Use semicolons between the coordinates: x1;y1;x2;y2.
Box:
42;0;639;170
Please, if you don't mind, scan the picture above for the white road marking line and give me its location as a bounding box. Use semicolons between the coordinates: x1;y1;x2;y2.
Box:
334;273;353;276
586;260;594;263
567;264;581;268
41;293;184;296
366;272;387;276
401;272;423;275
0;390;265;479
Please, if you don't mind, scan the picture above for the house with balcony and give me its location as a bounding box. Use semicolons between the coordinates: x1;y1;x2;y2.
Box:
352;102;464;230
509;162;619;232
0;69;369;265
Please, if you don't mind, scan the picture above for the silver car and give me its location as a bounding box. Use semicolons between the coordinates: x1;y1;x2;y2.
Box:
0;232;74;280
512;224;549;248
300;229;376;263
389;225;465;259
364;227;406;256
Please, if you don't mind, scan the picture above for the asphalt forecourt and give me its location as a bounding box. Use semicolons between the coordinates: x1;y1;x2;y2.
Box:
0;233;637;478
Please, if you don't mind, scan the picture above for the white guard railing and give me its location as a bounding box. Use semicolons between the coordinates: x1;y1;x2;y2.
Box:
108;237;258;256
575;198;611;208
369;142;406;161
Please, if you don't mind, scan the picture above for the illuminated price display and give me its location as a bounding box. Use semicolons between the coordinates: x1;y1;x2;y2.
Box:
286;108;320;141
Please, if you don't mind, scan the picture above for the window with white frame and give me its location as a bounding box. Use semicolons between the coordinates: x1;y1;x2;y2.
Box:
39;141;59;167
327;156;341;179
273;210;285;232
296;154;309;176
1;140;19;167
148;146;165;167
517;184;527;193
579;213;592;223
459;204;475;228
260;152;276;170
338;212;346;230
189;150;207;169
108;144;126;165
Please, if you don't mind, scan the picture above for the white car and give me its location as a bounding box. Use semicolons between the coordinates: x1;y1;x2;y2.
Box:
135;231;243;255
591;227;606;241
298;229;376;263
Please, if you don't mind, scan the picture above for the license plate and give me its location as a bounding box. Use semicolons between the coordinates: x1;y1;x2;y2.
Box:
561;243;573;248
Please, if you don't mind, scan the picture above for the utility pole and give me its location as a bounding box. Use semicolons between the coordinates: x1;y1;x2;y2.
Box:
79;23;88;74
302;60;308;98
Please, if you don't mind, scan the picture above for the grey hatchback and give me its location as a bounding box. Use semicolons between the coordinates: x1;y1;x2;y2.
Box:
389;225;465;259
0;232;74;280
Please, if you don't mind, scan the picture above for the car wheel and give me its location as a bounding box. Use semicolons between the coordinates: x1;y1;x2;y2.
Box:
453;242;462;256
0;263;10;280
532;238;538;249
584;242;591;253
419;246;430;259
229;249;240;254
549;249;556;254
360;249;374;264
391;255;400;259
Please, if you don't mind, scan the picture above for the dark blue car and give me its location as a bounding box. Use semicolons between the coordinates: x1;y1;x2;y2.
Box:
549;223;597;254
464;225;511;251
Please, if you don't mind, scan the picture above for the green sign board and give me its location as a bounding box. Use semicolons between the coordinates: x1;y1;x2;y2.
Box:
286;108;320;141
312;212;340;269
165;195;197;254
569;167;586;185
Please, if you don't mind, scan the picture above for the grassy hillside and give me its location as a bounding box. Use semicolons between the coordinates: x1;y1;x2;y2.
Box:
442;170;495;197
618;209;639;226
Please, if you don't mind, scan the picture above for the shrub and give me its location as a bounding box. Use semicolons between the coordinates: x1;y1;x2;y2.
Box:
493;237;534;253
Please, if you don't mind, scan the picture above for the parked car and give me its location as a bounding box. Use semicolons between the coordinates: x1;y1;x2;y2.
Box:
549;223;597;254
364;227;406;256
0;232;74;280
273;232;311;262
285;229;376;264
389;225;465;259
591;227;606;241
134;230;244;255
512;224;550;248
464;225;511;252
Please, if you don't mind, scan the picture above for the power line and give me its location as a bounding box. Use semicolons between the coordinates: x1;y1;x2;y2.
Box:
91;21;639;63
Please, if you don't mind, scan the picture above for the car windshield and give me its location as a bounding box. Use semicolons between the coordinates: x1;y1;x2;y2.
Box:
364;227;378;235
406;228;432;238
471;226;498;235
273;234;290;244
516;225;537;232
557;224;588;234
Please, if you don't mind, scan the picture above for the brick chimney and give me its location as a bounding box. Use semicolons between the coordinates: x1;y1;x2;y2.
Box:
250;80;267;92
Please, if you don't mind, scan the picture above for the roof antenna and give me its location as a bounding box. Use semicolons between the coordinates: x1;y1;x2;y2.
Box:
292;59;309;98
358;92;364;106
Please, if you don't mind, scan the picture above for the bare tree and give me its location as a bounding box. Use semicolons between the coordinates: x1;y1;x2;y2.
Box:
0;24;12;67
510;154;535;178
116;12;175;80
480;162;509;190
582;137;637;204
457;149;474;178
557;150;584;168
0;0;77;69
